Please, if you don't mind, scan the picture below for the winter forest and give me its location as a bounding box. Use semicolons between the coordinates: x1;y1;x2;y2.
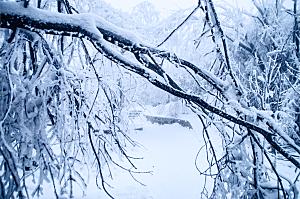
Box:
0;0;300;198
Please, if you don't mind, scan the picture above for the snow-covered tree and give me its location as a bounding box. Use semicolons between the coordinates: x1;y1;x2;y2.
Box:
131;1;160;27
0;0;299;198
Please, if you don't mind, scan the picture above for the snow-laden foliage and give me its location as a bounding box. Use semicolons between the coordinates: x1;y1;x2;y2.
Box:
0;0;299;199
192;1;300;198
224;0;300;141
0;1;139;198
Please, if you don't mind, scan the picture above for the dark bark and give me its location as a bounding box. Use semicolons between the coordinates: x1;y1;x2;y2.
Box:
1;2;300;169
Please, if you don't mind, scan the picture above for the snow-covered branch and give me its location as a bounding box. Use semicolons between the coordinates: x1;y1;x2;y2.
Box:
1;1;299;169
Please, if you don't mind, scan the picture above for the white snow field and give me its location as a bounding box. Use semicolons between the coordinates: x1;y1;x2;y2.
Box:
108;115;208;199
29;106;299;199
33;108;217;199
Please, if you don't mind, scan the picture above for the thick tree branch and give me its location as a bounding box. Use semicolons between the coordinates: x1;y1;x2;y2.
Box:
0;2;227;93
1;2;300;169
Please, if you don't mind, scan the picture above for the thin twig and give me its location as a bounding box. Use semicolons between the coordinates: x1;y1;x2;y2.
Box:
157;4;200;47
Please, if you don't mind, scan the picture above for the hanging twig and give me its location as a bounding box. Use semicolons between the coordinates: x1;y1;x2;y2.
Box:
157;3;201;47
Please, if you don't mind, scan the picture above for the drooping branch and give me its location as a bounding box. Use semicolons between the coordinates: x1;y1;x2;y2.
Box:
0;2;227;92
1;2;300;169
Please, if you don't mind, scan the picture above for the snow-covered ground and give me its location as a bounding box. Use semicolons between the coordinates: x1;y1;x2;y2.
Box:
29;105;300;199
36;110;214;199
107;114;207;199
78;114;209;199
